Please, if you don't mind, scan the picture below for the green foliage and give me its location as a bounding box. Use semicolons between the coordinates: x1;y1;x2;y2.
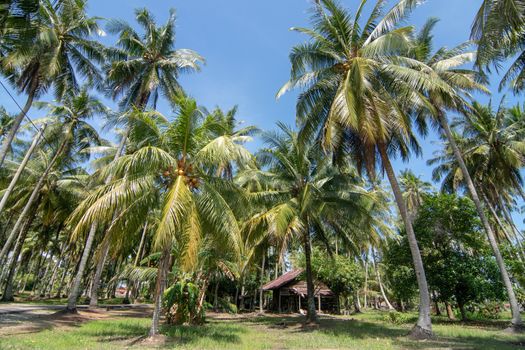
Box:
382;251;417;305
383;311;412;325
217;297;238;314
163;279;205;325
296;248;364;298
384;193;506;312
474;301;503;320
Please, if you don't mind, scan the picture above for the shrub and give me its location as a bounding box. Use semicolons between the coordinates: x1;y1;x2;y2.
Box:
218;297;238;314
163;280;205;325
383;311;411;324
474;301;502;320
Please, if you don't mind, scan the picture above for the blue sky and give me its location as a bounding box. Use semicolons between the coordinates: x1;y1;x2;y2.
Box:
1;0;521;187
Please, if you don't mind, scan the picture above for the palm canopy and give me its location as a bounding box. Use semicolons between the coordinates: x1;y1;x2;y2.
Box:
409;18;488;122
278;0;458;178
430;99;525;204
105;8;205;110
32;87;108;165
0;148;89;221
68;96;255;268
472;0;525;92
399;169;432;218
2;0;106;99
237;123;384;265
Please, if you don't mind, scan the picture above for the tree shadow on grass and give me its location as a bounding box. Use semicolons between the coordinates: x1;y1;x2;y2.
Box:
159;322;246;348
236;313;525;350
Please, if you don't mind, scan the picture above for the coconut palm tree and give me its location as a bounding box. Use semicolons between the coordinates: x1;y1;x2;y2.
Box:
0;87;105;264
74;10;206;308
0;0;106;167
67;96;255;337
411;18;524;330
472;0;525;92
237;124;379;324
278;0;439;337
105;7;204;111
455;100;525;200
0;154;88;301
429;100;525;249
400;170;432;221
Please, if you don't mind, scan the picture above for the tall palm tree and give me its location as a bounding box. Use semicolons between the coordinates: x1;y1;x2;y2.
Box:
68;96;254;337
472;0;525;92
0;0;106;167
454;100;525;201
105;7;204;111
411;19;524;330
400;170;432;221
429;101;525;247
71;7;205;310
0;87;105;264
0;155;88;301
278;0;438;337
238;124;379;324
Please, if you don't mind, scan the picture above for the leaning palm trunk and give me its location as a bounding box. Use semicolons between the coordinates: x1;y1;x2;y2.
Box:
372;250;394;311
89;239;111;307
437;113;523;329
1;199;39;301
378;143;433;338
499;200;525;260
363;258;368;309
0;124;46;215
304;228;318;324
43;242;66;297
259;252;265;313
66;223;97;311
0;138;67;263
150;248;171;337
0;87;37;168
68;130;129;310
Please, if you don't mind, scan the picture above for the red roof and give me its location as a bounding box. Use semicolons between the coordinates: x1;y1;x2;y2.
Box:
262;269;303;290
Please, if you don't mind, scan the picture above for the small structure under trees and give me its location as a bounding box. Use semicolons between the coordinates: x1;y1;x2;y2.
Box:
262;269;337;314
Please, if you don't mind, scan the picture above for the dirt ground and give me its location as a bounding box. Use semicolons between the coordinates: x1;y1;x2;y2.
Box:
0;307;153;337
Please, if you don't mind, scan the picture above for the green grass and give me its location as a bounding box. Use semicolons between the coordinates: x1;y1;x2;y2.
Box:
1;311;524;349
0;294;134;306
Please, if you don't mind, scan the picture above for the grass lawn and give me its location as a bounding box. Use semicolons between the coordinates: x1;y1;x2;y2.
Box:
1;309;525;349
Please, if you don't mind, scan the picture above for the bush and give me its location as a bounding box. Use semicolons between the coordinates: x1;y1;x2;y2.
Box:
383;311;411;325
163;280;205;325
474;301;502;320
218;297;238;314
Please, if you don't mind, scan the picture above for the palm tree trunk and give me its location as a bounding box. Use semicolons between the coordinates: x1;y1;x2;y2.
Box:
66;223;97;311
259;252;266;313
89;239;110;307
354;290;362;313
437;113;523;329
149;247;170;337
482;190;518;248
0;136;68;263
0;87;37;168
498;195;525;259
378;142;433;338
372;249;394;310
134;222;148;266
445;302;456;320
73;131;129;309
363;258;368;309
43;245;65;297
0;124;46;215
1;199;38;301
303;228;318;324
55;256;71;298
213;279;219;312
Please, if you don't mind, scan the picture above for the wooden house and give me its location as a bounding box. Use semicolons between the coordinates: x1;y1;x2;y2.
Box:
262;269;337;314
